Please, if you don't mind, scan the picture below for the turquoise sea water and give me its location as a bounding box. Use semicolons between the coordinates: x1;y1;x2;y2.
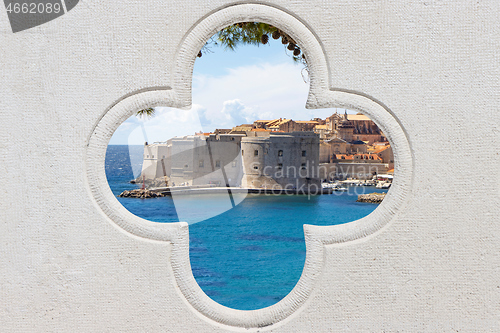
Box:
105;145;387;310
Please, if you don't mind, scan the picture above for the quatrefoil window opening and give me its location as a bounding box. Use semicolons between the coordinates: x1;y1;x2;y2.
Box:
104;23;394;310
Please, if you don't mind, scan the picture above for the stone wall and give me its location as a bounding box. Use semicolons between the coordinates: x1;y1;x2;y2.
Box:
241;132;321;189
318;162;389;180
141;132;320;189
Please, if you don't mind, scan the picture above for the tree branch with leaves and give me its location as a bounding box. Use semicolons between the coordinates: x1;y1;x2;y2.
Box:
137;22;308;117
199;22;307;66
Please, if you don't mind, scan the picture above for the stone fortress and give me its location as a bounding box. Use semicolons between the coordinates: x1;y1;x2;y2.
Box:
138;111;394;190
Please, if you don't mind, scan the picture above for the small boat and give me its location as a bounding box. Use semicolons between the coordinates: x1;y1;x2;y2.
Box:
322;182;337;189
376;181;392;189
322;182;348;191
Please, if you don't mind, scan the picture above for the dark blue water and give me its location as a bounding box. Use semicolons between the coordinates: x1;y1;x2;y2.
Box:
105;145;387;310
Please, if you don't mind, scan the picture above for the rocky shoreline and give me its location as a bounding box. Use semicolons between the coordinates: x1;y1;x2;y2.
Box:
356;192;386;204
130;176;169;189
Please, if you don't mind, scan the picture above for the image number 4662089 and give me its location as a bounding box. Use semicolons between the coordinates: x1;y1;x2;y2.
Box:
4;0;79;33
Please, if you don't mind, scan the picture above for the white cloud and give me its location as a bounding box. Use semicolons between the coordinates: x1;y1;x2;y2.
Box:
109;61;348;145
192;62;311;127
131;107;205;144
221;99;256;125
109;107;205;145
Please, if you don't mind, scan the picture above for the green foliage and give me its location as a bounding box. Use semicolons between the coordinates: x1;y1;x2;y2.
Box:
216;22;271;49
137;23;308;116
201;22;307;65
136;108;155;118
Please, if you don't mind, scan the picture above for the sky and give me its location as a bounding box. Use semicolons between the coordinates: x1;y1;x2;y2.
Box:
109;37;351;145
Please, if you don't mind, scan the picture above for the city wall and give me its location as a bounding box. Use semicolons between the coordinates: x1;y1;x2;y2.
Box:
142;132;321;189
241;132;320;189
318;162;389;181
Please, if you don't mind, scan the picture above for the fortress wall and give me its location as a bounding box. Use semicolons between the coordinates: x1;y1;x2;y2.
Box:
140;144;171;180
241;133;321;189
241;137;268;188
318;163;389;180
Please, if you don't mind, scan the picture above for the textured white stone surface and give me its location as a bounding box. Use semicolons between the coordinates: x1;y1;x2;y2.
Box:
1;1;499;331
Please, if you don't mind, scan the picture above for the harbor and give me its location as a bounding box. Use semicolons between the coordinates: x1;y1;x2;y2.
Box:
107;145;390;309
120;175;392;199
119;184;335;198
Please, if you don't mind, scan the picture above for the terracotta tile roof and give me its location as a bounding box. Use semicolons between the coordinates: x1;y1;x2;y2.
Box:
233;125;253;129
332;154;354;160
346;114;371;121
373;145;391;154
327;137;347;143
265;119;283;126
315;124;329;130
333;153;382;161
354;153;382;161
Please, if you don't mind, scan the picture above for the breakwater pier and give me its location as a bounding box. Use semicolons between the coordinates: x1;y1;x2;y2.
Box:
118;185;333;198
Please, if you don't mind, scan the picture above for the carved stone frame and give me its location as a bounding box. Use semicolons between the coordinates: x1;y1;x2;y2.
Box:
85;3;413;329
